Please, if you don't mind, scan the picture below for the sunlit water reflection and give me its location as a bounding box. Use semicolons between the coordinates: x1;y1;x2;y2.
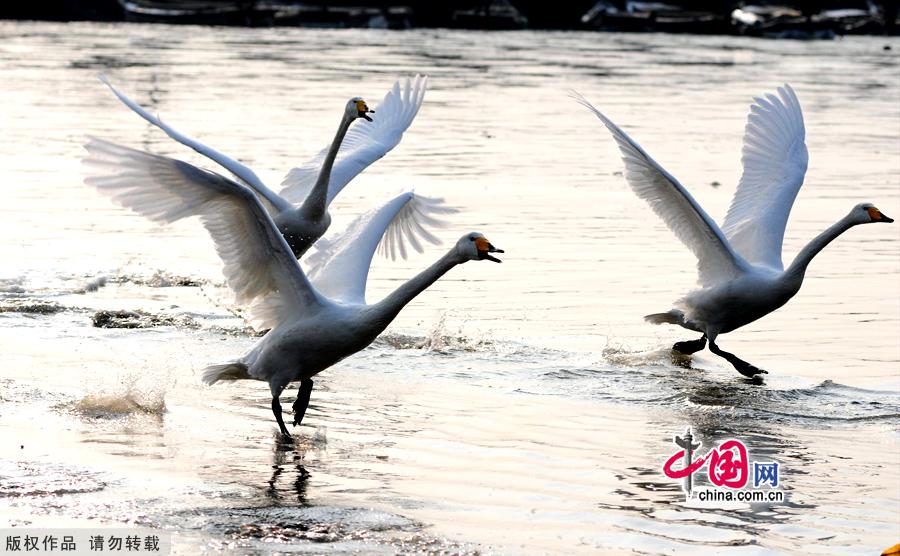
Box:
1;21;898;554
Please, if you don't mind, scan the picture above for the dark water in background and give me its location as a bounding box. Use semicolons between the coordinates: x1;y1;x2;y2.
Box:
1;21;898;554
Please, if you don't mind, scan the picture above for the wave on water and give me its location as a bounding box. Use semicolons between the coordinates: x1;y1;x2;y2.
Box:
90;308;200;330
0;270;207;299
0;270;263;336
194;505;478;555
0;460;107;498
110;270;205;288
747;380;900;423
533;343;900;426
0;277;28;295
0;298;66;314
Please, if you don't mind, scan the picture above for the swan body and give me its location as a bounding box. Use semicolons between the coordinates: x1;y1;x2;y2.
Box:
672;269;799;335
577;85;893;377
215;233;495;391
83;138;501;436
273;207;332;256
100;74;427;258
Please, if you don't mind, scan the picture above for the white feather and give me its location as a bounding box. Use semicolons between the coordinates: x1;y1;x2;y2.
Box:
574;93;751;286
83;137;500;436
279;75;428;207
576;86;889;379
722;84;808;271
82;138;322;331
102;75;428;260
305;192;455;304
98;75;291;215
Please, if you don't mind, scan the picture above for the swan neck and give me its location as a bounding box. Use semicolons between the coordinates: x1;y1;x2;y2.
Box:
785;214;856;280
299;114;353;218
368;250;463;329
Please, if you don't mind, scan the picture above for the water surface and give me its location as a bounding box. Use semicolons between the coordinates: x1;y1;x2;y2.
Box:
1;21;898;554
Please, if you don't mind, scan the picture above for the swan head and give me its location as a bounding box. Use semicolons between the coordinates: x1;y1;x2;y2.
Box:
347;97;374;122
457;233;504;263
852;203;893;224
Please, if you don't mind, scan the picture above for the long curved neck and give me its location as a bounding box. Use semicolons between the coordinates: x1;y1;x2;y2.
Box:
785;214;856;281
367;250;464;331
299;113;354;219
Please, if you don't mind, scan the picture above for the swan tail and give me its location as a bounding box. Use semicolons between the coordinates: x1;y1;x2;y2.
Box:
201;362;250;385
644;309;686;326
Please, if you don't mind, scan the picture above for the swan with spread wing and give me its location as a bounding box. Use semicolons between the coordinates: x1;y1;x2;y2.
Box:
83;138;502;437
576;85;893;377
100;74;426;258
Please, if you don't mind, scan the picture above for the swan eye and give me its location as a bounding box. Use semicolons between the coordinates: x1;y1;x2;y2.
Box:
867;207;882;221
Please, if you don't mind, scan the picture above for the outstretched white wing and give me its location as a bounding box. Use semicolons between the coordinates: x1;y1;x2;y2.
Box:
722;84;808;271
279;75;427;207
99;76;292;214
304;192;454;304
575;93;751;286
83;138;323;330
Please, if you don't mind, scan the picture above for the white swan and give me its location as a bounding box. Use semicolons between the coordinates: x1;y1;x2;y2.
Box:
100;74;427;259
576;85;893;377
83;138;502;436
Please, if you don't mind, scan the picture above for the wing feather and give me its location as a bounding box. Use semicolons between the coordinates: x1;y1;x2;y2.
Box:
574;93;750;286
304;193;455;304
99;76;292;214
279;75;427;207
83;138;322;330
722;84;808;271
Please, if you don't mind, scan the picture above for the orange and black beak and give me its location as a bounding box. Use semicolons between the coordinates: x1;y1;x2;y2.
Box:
355;100;374;122
868;206;894;223
475;237;504;263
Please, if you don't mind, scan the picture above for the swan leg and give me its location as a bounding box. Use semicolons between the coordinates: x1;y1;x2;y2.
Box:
292;378;314;427
272;396;291;437
673;335;706;354
707;338;768;377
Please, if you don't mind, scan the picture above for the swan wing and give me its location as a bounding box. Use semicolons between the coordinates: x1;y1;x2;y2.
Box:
83;138;322;330
304;192;454;304
722;84;808;271
100;76;292;214
575;93;750;286
279;75;427;207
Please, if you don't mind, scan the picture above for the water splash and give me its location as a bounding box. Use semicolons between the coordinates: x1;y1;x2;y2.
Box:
71;371;168;418
375;311;494;353
74;391;166;416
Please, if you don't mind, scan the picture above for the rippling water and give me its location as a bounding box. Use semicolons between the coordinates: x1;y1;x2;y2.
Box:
1;21;898;555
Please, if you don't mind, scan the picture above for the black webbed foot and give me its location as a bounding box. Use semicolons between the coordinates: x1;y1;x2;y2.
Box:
708;338;769;379
276;431;294;442
673;335;707;355
735;362;768;378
